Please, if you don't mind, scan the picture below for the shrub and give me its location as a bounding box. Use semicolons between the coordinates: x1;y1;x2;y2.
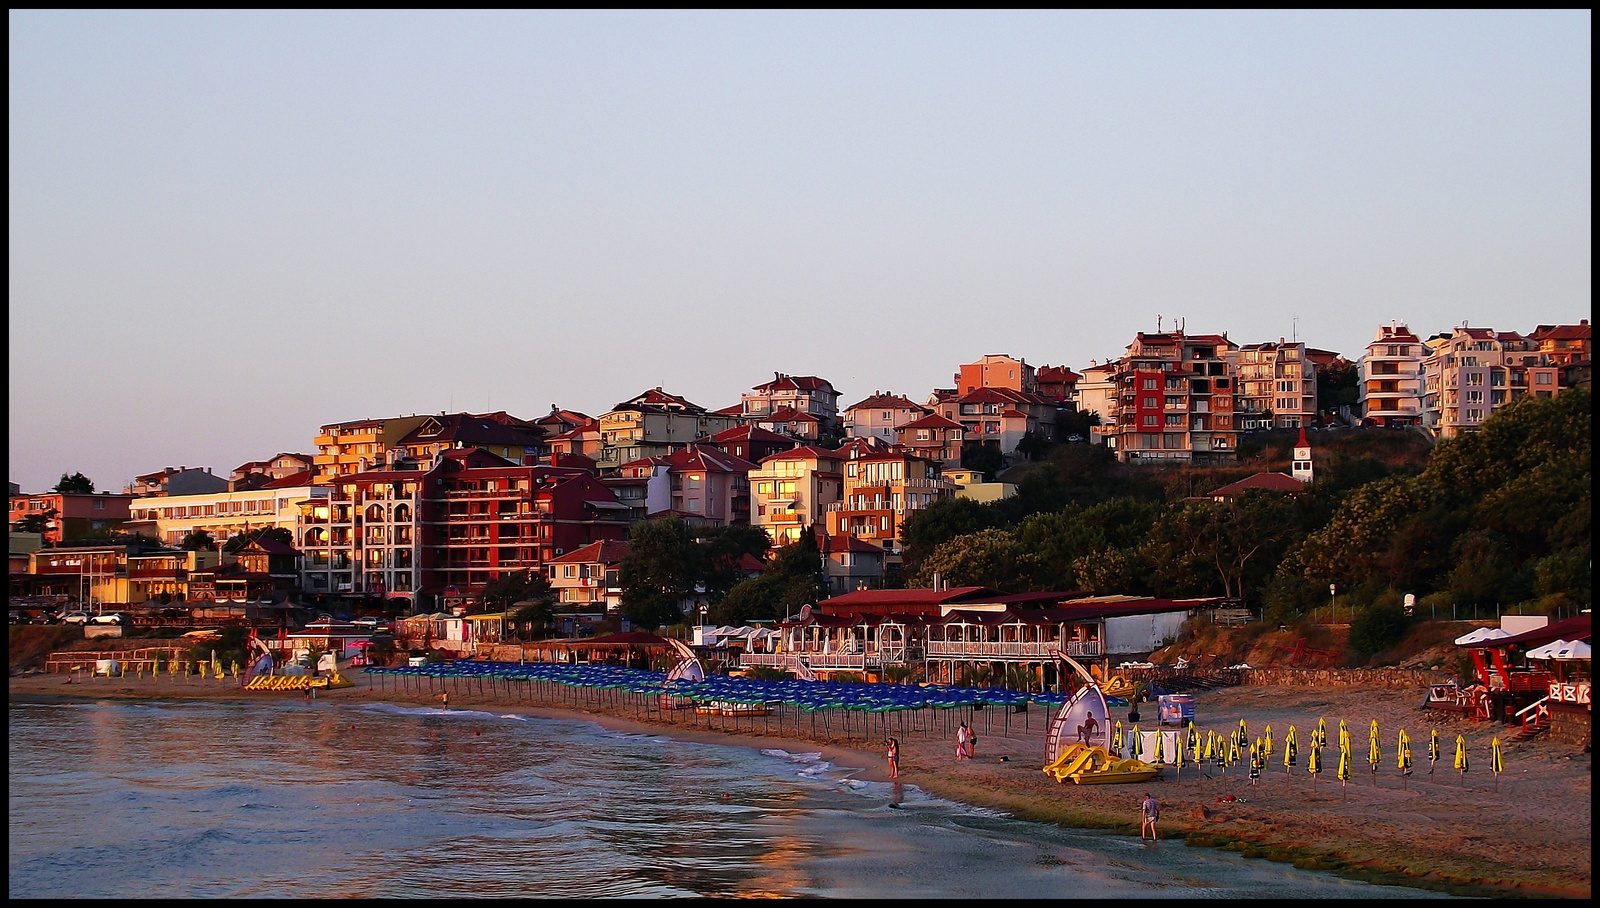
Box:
1349;603;1411;659
831;671;865;684
743;665;790;682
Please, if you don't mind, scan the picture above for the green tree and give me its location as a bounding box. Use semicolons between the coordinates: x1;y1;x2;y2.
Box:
1014;429;1055;462
960;441;1005;481
13;508;57;535
901;497;1006;573
53;472;95;493
180;529;216;551
1315;357;1360;414
1070;547;1151;596
1149;490;1304;604
619;518;698;630
1349;602;1411;660
223;526;295;553
911;528;1037;592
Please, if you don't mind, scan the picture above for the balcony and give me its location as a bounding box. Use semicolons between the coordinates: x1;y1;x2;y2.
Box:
740;652;883;671
923;639;1103;659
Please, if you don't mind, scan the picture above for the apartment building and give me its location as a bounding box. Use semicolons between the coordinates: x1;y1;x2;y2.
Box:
299;450;635;614
9;491;134;545
125;466;229;497
596;388;743;470
895;414;965;467
824;447;956;558
1074;362;1120;445
395;411;547;465
546;539;630;613
1100;331;1240;465
1358;321;1426;427
931;386;1058;456
1421;326;1563;438
955;354;1037;394
749;446;845;546
1230;339;1319;430
842;392;930;445
230;453;315;483
660;445;757;526
697;424;796;464
740;373;842;437
603;456;671;517
1035;366;1081;405
312;416;430;483
1527;320;1590;366
126;472;319;547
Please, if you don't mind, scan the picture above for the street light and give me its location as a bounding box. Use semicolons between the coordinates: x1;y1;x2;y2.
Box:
1329;584;1337;624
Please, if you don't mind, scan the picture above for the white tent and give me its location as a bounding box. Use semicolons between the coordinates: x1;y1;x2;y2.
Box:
1527;639;1591;661
1455;627;1512;646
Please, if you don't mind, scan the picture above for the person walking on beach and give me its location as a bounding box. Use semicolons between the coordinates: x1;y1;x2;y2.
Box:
1140;793;1160;841
440;691;449;711
956;722;971;761
886;737;900;779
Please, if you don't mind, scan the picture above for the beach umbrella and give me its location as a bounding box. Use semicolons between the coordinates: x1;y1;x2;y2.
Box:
1248;738;1261;784
1399;730;1413;789
1227;737;1239;769
1128;724;1140;761
1454;734;1469;787
1314;716;1327;750
1188;720;1200;756
1284;725;1298;775
1429;729;1441;775
1336;745;1350;798
1338;719;1349;753
1114;719;1124;754
1175;730;1186;780
1236;718;1248;750
1307;743;1322;788
1490;738;1504;791
1153;729;1165;765
1263;724;1273;759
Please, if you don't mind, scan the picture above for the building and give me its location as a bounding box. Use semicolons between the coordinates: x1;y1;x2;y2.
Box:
1035;365;1081;405
659;445;757;526
546;539;630;614
1527;319;1591;366
230;453;315;483
1421;326;1563;438
596;389;743;471
312;416;431;483
394;412;548;467
842;392;930;445
9;491;134;545
1204;471;1308;501
125;466;229;498
818;531;885;595
955;354;1037;395
749;446;845;546
824;446;956;559
740;373;842;437
697;424;796;464
1357;321;1427;427
931;386;1057;457
126;472;319;548
895;413;966;467
603;457;671;518
1230;339;1318;430
1098;331;1240;465
946;468;1017;503
752;407;825;443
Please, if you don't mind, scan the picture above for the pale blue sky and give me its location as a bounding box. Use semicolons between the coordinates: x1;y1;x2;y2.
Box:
9;10;1591;493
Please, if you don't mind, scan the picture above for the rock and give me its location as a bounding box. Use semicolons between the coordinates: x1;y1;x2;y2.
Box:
1193;804;1213;821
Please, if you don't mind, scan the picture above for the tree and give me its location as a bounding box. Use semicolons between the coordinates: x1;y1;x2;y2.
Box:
223;526;295;553
1014;429;1055;462
901;497;1007;573
1148;490;1304;605
480;569;554;616
13;508;57;535
911;528;1037;592
960;442;1005;481
1316;357;1360;415
1349;602;1411;660
53;472;95;493
180;529;216;551
619;518;699;630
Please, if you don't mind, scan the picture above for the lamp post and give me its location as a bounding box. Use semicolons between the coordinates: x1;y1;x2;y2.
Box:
1329;584;1337;624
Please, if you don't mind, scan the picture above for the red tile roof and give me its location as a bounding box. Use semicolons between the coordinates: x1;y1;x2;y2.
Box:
262;471;316;488
615;388;706;413
712;403;746;417
817;586;993;609
548;539;631;565
751;374;836;393
762;407;822;423
1529;322;1591;341
844;392;926;412
817;531;882;554
900;413;964;430
1207;472;1305;497
758;445;844;463
1036;366;1080;383
663;445;758;474
707;424;792;444
398;413;545;449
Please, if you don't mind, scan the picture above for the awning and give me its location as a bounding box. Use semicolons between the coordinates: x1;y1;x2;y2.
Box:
585;500;632;509
1526;639;1592;661
1455;627;1511;646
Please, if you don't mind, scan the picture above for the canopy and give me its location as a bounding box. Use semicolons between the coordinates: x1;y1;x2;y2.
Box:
1526;639;1592;661
571;631;673;648
1454;627;1511;646
1459;615;1591;650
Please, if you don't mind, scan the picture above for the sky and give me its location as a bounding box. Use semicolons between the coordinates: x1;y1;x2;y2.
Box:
9;10;1591;494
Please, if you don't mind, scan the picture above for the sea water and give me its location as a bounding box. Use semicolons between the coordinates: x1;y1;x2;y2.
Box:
8;699;1451;898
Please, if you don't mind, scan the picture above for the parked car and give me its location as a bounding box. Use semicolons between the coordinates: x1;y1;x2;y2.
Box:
1066;434;1085;443
8;611;24;625
351;617;381;629
90;612;130;625
60;611;92;625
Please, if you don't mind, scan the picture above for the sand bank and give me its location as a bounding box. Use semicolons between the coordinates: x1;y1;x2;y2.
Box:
10;668;1589;898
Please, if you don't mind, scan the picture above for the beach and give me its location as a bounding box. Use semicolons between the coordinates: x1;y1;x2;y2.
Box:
10;667;1590;898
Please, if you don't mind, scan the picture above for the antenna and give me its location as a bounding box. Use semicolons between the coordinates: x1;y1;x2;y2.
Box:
1293;315;1298;343
1157;314;1162;332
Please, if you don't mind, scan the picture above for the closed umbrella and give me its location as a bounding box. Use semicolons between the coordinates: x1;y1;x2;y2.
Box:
1227;737;1239;769
1263;724;1274;760
1113;719;1124;755
1369;721;1381;784
1175;730;1186;781
1236;718;1248;750
1398;729;1413;790
1128;724;1141;761
1454;734;1469;787
1213;731;1226;772
1187;721;1200;759
1490;737;1504;791
1338;719;1349;754
1336;744;1351;796
1429;729;1441;775
1153;728;1165;765
1284;725;1298;775
1248;738;1262;785
1307;742;1322;789
1314;716;1327;750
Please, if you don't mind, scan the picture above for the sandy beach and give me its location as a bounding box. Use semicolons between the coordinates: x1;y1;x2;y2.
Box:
10;667;1589;898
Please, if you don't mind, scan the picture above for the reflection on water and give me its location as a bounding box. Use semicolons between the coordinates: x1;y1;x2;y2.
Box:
9;699;1451;898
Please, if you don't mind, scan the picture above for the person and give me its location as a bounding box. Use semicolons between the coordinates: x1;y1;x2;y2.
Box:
886;737;900;779
1141;793;1160;841
956;722;970;761
440;691;449;711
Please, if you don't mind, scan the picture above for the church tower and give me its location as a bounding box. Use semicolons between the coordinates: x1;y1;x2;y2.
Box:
1291;427;1314;483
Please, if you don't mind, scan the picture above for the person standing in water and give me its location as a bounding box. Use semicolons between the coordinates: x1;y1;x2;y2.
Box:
1141;792;1160;841
440;691;449;711
886;738;900;779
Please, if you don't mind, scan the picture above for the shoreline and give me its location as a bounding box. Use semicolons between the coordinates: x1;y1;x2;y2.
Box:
10;668;1589;899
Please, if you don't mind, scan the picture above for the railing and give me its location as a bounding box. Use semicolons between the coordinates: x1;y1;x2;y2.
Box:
924;639;1103;659
740;652;883;671
1549;681;1591;705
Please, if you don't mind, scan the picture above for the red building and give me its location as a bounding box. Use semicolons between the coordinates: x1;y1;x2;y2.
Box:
9;491;134;545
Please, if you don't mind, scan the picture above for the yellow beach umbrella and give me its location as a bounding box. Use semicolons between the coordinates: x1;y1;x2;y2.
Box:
1314;716;1327;750
1490;738;1504;791
1263;724;1274;759
1368;724;1382;783
1307;742;1322;788
1337;745;1351;790
1399;729;1413;789
1227;737;1239;768
1284;725;1298;775
1213;731;1226;769
1429;728;1441;774
1154;729;1165;765
1454;734;1469;786
1175;730;1186;780
1129;724;1140;758
1187;721;1200;756
1236;718;1248;750
1114;720;1124;753
1338;719;1349;753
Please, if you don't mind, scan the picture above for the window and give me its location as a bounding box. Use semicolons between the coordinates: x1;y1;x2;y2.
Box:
1467;390;1483;403
93;499;105;510
564;565;576;578
1165;414;1183;426
1535;373;1553;385
1141;397;1158;409
756;482;771;495
881;411;891;421
1142;378;1158;390
1163;434;1184;449
1467;373;1483;386
687;499;700;512
1143;414;1158;427
916;429;930;440
1467;408;1484;422
686;475;701;490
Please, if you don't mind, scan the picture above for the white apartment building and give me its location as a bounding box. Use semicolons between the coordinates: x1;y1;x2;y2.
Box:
1358;321;1426;427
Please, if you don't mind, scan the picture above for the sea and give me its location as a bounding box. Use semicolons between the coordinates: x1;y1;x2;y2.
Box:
8;698;1452;898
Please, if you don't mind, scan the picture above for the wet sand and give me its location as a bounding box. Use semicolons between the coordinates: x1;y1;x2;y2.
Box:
11;668;1589;898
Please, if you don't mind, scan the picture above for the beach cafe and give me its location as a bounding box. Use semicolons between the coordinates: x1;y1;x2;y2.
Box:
1449;614;1591;744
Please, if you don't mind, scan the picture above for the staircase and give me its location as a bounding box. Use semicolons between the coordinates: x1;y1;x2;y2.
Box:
1511;724;1548;743
1512;696;1550;741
